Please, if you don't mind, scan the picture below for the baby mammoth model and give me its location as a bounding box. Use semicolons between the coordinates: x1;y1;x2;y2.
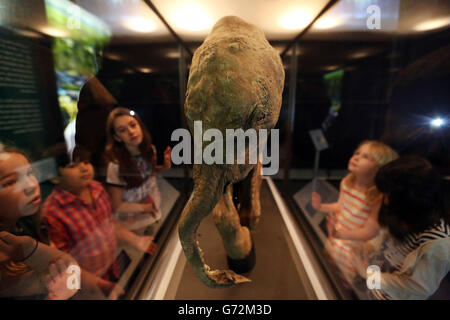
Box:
178;16;284;288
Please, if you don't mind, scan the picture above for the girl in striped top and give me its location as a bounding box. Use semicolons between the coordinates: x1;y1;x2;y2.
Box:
312;140;398;286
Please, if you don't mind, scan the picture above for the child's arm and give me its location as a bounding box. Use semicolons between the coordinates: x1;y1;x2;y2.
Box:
77;268;124;299
0;231;79;299
106;162;156;215
312;193;340;214
333;199;381;241
312;181;344;214
107;185;156;215
114;221;157;254
354;238;450;300
0;231;77;274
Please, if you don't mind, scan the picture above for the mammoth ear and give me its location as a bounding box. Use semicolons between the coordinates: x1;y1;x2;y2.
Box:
248;104;267;128
113;134;122;142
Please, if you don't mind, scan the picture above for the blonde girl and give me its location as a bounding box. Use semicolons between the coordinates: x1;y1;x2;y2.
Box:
311;140;398;286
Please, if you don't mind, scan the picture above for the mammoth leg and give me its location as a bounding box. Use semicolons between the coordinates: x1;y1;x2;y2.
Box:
233;160;262;230
178;164;250;288
213;184;252;260
213;180;256;274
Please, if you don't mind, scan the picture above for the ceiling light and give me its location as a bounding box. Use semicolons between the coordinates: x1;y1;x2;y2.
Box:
139;67;153;73
166;51;180;59
351;51;371;59
414;17;450;32
173;3;212;31
104;53;122;61
123;18;157;33
15;29;41;38
280;10;313;30
284;47;302;56
41;27;68;38
324;65;340;71
314;17;341;30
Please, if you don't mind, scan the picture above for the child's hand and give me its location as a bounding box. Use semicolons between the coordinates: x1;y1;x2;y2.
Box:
141;196;157;215
45;258;79;300
143;202;157;214
97;278;124;300
311;192;322;211
108;283;125;300
0;232;36;263
163;146;172;170
134;236;157;255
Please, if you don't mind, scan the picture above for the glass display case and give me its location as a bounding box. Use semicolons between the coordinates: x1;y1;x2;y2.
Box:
0;0;448;301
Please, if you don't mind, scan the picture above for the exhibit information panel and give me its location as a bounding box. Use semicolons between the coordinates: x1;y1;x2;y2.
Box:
0;27;65;178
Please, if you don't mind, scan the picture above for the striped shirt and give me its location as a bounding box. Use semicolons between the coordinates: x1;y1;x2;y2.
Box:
366;220;450;300
326;182;379;285
41;181;118;278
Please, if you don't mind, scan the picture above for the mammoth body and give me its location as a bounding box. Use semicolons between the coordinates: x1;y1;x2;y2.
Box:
178;16;284;288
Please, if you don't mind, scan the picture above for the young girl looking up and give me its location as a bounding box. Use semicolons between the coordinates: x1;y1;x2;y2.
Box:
105;107;171;230
311;140;398;286
0;144;78;299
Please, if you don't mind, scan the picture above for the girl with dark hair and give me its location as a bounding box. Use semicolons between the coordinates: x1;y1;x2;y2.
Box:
353;155;450;300
104;107;171;230
0;143;78;299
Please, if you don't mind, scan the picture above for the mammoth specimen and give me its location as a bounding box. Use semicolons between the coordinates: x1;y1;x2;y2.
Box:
178;16;284;288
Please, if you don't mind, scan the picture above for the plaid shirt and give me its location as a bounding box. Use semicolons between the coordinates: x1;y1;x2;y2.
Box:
41;181;118;278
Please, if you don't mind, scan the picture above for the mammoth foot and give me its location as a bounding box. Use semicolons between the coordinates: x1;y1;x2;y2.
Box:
203;265;252;287
227;240;256;274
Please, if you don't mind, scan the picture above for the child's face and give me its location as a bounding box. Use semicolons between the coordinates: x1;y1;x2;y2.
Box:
0;153;41;220
58;160;94;192
113;115;143;148
348;144;379;179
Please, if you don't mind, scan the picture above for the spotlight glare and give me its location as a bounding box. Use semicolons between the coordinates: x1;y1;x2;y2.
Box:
431;117;445;128
123;18;157;33
314;17;341;30
414;17;450;32
280;10;313;30
173;3;212;31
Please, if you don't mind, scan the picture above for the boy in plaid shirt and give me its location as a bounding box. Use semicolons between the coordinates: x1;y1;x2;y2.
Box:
41;150;156;285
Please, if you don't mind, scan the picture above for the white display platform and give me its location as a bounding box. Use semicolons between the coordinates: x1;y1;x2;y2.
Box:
111;176;180;298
